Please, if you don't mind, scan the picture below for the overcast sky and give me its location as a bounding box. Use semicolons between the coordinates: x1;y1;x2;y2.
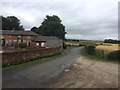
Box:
0;0;119;40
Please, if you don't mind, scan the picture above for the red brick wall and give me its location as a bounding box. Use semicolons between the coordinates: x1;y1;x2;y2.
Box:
1;34;37;48
2;34;36;41
2;47;62;66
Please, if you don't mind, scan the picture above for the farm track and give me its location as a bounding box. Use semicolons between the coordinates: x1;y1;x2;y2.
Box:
2;47;83;88
50;57;118;88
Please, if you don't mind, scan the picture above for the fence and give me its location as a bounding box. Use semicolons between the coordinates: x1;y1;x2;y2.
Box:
2;47;62;66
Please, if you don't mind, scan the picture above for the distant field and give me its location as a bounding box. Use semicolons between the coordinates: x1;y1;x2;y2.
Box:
96;44;119;53
64;41;79;46
65;41;119;53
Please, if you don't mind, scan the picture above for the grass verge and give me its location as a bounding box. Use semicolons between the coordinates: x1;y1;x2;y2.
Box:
82;48;119;64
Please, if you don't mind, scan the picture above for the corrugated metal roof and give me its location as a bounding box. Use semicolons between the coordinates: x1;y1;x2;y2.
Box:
0;30;38;36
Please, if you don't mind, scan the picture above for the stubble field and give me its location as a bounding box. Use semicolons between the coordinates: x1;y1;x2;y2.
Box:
96;44;119;53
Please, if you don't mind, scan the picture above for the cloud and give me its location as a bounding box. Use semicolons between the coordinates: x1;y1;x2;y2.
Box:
1;0;119;40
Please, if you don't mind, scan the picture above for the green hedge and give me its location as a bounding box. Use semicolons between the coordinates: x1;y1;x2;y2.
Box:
63;42;67;49
19;43;27;48
79;42;97;47
107;50;120;61
85;45;95;55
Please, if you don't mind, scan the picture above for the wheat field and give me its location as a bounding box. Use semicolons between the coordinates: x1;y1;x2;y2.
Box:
96;44;119;53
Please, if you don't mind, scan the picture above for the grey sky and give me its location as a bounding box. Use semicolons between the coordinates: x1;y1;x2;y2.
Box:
0;0;119;40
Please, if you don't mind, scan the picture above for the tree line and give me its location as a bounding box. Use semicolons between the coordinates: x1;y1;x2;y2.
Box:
1;15;66;40
31;15;66;39
1;16;24;30
104;39;120;44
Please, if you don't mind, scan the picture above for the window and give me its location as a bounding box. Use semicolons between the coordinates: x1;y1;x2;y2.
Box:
6;41;9;45
36;43;39;46
27;36;31;39
9;40;12;45
13;40;17;44
1;39;5;46
23;40;26;43
13;40;17;42
0;35;3;39
18;36;21;38
41;42;45;47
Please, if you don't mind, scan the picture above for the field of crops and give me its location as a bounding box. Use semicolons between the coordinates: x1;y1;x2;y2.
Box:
96;44;119;53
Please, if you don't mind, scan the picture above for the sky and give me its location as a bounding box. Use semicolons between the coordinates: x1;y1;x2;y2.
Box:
0;0;119;40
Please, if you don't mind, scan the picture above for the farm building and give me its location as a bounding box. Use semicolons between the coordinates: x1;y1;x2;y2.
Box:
33;35;63;48
0;30;63;50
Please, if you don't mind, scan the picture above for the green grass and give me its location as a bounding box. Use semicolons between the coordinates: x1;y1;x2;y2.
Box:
82;48;119;64
79;42;96;47
2;47;74;71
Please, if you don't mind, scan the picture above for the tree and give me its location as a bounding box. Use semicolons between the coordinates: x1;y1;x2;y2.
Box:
1;16;24;30
104;39;120;44
31;26;39;33
31;15;66;39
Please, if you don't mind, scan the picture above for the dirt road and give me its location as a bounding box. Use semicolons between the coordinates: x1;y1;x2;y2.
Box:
50;57;118;88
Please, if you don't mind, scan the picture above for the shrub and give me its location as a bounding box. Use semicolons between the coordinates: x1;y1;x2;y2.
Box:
79;44;82;46
63;42;67;49
85;45;95;55
95;49;105;59
19;43;27;48
79;43;84;46
107;50;120;61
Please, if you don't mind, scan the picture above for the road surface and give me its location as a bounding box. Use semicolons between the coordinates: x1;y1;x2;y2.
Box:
3;47;83;88
50;57;118;88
